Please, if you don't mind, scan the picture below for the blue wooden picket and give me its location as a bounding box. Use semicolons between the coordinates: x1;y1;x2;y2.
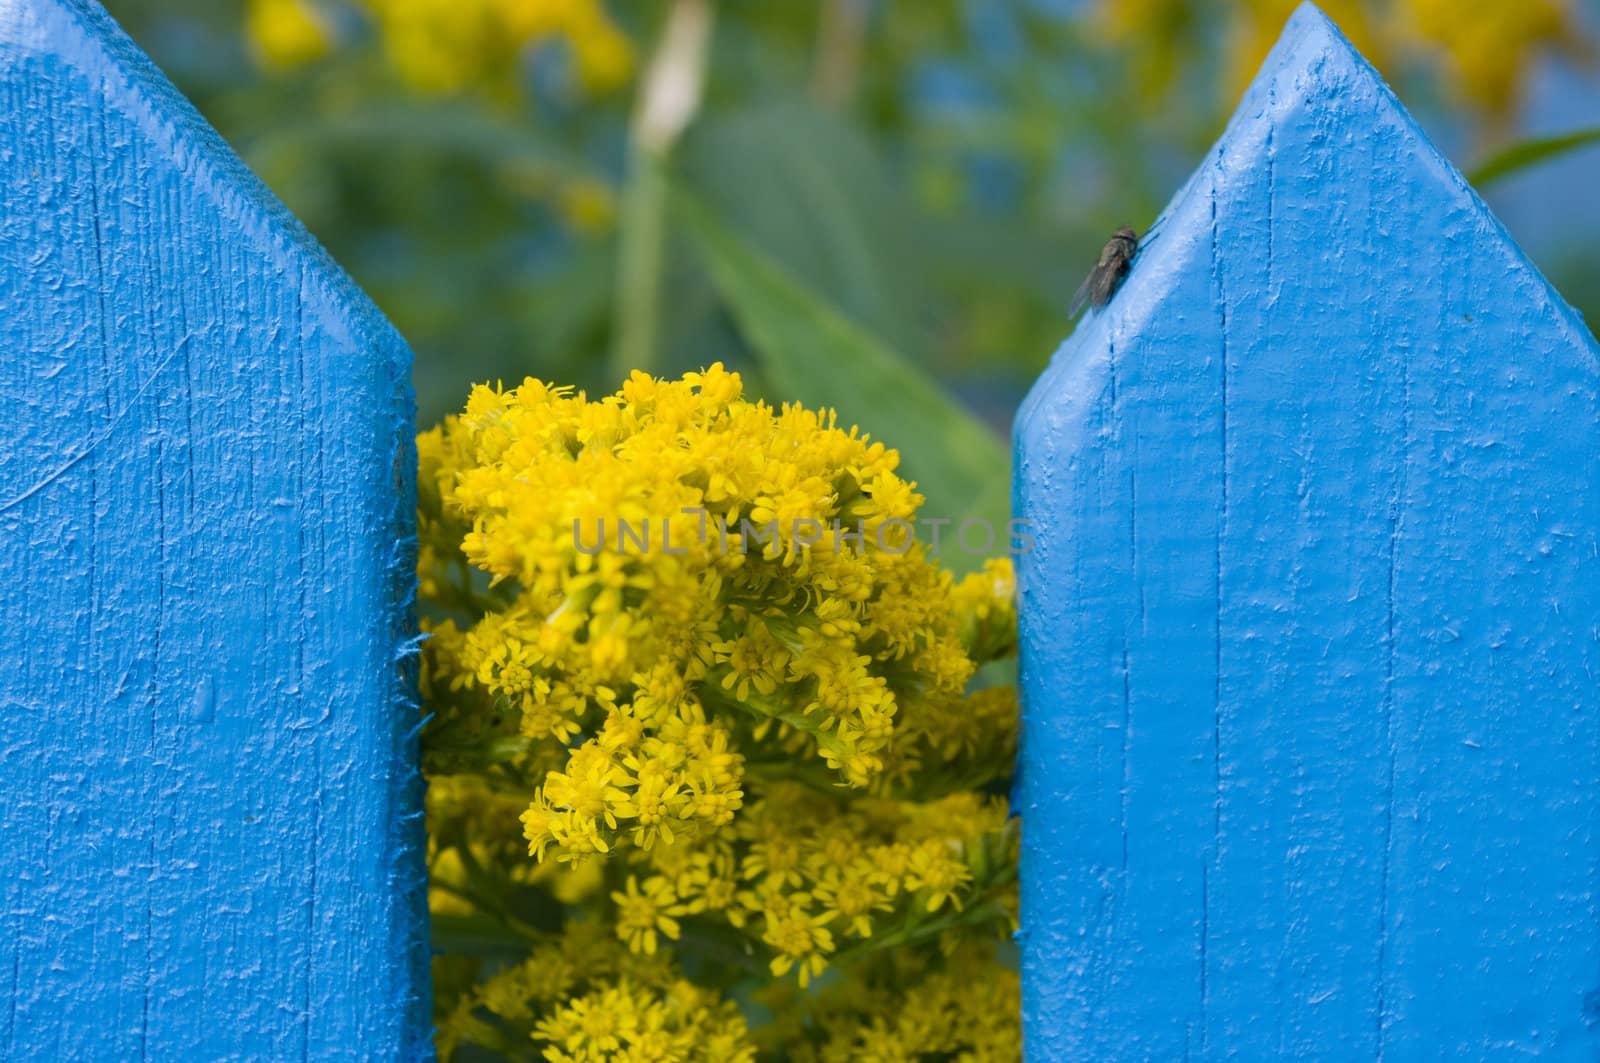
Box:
0;0;428;1057
1015;4;1600;1059
10;0;1600;1057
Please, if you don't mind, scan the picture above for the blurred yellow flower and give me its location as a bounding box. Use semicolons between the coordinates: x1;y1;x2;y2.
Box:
1225;0;1384;98
530;973;756;1062
1395;0;1582;115
245;0;634;98
1098;0;1589;122
245;0;334;70
365;0;633;96
1094;0;1201;101
557;177;618;234
796;946;1023;1062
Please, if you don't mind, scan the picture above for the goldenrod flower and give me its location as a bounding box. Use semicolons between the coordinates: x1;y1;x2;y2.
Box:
420;367;1021;1052
610;875;687;955
756;890;835;987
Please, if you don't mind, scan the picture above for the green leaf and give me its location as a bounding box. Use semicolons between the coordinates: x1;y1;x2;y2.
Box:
673;189;1010;573
680;101;930;357
1468;128;1600;188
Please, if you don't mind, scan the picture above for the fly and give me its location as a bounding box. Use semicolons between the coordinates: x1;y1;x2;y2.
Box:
1070;226;1140;319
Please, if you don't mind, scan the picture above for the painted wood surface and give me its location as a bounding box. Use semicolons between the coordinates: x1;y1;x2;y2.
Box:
1015;4;1600;1059
0;0;429;1057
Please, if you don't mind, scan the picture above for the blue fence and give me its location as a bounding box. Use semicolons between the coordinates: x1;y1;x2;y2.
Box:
1016;5;1600;1059
5;0;1600;1058
0;0;427;1057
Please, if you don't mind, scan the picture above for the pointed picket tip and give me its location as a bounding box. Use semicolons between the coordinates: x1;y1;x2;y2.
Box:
1;0;427;1058
1019;1;1596;450
0;0;397;353
1017;4;1600;1060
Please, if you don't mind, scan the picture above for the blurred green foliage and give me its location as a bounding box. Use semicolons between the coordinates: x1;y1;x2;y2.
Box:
103;0;1598;446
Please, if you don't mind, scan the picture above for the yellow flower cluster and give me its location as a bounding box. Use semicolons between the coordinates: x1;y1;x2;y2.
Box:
420;366;1020;1058
244;0;633;96
436;922;757;1062
424;366;1009;850
759;945;1022;1063
648;784;1016;987
535;978;754;1063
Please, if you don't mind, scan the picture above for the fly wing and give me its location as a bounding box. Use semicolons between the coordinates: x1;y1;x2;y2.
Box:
1068;271;1094;319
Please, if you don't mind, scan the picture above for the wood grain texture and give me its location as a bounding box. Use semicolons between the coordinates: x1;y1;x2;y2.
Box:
0;0;429;1057
1015;4;1600;1059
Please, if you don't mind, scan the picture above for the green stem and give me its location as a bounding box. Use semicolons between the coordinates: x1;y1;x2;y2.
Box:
829;892;1012;969
610;148;669;379
608;0;716;382
701;671;850;770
